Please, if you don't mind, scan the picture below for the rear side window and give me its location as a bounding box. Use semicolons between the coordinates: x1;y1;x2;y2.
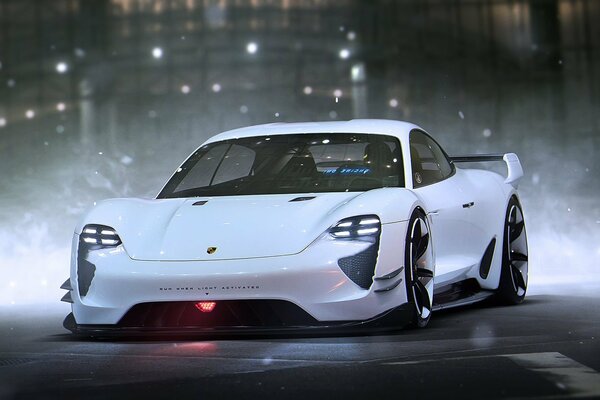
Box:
409;130;453;188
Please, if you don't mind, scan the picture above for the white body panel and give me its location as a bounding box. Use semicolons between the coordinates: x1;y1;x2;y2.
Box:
414;167;514;290
71;188;419;324
70;221;410;324
66;119;522;328
76;190;416;262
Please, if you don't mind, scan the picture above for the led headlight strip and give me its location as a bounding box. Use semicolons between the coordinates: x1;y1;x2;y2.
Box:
329;215;381;239
80;224;122;247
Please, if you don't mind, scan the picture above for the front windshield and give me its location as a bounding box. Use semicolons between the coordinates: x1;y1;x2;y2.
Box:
158;133;404;198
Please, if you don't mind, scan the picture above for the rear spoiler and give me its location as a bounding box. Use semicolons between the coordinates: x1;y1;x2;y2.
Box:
450;153;523;188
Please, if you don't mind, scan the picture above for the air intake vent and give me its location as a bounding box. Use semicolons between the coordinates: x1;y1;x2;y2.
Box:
118;300;321;328
338;242;380;289
289;196;316;202
77;239;96;297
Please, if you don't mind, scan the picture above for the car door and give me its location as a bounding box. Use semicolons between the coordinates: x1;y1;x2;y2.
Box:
409;130;477;285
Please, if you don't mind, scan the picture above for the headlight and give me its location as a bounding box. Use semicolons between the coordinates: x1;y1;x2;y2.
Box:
329;215;381;241
76;224;121;298
80;224;122;247
329;215;382;289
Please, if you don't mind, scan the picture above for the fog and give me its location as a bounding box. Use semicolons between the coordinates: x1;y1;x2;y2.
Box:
0;0;598;305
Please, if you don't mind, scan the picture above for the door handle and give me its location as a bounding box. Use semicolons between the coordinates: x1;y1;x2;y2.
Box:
462;202;475;208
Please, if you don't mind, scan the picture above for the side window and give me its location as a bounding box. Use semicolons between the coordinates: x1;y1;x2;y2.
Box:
409;130;453;188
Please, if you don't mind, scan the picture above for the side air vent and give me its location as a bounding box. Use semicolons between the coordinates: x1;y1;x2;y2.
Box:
479;238;496;279
289;196;316;202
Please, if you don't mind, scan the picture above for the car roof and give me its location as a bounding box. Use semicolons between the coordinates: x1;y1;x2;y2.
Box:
203;119;424;145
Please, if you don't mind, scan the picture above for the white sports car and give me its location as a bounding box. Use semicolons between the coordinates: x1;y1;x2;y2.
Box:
62;119;528;335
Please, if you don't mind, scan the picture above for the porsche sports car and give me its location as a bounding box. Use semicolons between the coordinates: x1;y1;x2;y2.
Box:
61;119;528;335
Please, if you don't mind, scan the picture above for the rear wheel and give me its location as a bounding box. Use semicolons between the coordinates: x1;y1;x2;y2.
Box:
497;197;529;304
405;208;434;328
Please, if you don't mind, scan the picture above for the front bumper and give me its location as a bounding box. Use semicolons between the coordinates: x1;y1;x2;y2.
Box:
63;303;414;337
65;222;409;328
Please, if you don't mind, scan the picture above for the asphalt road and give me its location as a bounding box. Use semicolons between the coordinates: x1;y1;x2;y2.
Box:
0;294;598;400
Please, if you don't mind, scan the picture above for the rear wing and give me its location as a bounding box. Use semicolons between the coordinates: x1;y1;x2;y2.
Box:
450;153;523;188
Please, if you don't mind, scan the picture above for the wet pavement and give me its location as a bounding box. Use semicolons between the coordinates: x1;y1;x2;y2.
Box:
0;294;598;399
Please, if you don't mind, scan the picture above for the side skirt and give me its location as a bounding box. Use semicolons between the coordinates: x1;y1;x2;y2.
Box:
432;278;494;311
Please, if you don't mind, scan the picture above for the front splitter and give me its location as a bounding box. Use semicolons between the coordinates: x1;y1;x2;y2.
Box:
63;303;415;338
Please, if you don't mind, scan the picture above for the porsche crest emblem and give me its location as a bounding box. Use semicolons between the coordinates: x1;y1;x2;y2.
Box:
206;247;217;255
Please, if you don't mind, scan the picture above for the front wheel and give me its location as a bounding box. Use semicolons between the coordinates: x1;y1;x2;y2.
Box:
496;197;529;304
405;208;435;328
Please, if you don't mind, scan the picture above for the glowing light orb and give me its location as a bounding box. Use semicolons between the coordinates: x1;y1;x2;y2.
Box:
246;42;258;54
152;47;163;59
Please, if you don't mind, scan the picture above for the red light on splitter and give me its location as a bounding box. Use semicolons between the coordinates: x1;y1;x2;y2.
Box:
194;301;216;313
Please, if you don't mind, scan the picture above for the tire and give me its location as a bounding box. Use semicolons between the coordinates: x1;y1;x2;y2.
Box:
404;208;435;328
496;197;529;304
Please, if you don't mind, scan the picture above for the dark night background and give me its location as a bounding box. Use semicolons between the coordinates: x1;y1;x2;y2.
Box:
0;0;598;304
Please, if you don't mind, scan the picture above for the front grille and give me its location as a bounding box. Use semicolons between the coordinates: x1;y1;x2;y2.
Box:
117;300;321;328
337;241;380;289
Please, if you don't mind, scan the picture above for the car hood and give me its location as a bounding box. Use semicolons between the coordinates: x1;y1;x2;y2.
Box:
87;193;361;261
